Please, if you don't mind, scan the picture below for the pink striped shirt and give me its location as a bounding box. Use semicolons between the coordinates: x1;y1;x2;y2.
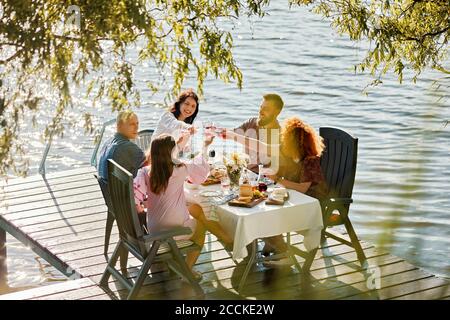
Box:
134;155;209;235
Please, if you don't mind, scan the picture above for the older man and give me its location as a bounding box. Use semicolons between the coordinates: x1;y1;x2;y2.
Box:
98;110;145;183
97;110;145;274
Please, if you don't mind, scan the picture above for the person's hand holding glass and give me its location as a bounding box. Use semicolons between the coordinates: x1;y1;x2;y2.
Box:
203;119;215;138
215;127;236;140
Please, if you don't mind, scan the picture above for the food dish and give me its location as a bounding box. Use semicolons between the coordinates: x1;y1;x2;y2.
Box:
201;177;221;186
228;196;266;208
199;190;221;197
201;166;227;186
266;189;289;205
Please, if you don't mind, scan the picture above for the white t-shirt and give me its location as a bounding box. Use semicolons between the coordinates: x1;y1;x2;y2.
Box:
152;111;191;142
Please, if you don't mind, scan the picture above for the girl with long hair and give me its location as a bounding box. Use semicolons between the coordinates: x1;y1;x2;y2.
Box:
134;133;232;279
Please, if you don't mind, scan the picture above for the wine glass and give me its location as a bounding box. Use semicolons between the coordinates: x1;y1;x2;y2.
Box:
203;119;213;133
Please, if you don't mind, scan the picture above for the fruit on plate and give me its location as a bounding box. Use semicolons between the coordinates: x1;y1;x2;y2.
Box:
252;189;264;199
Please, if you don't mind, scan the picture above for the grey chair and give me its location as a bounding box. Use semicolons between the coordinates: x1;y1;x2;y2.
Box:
132;129;154;152
94;128;153;267
93;174;128;272
319;127;367;266
99;159;204;300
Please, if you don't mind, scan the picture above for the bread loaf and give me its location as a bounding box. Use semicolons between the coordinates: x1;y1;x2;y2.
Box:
239;184;253;197
237;196;252;203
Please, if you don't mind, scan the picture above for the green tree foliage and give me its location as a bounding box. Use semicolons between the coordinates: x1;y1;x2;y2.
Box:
0;0;448;176
0;0;269;176
291;0;449;83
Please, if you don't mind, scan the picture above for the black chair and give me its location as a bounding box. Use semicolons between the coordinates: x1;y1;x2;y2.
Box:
94;174;128;272
319;127;367;266
99;159;204;300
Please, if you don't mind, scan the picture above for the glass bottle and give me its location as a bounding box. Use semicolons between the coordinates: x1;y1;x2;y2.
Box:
257;164;267;192
240;168;250;185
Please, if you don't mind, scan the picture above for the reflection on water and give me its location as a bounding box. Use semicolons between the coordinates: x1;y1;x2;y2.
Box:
1;3;449;293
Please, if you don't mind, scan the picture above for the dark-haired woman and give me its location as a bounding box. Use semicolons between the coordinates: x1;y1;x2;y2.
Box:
135;134;231;279
152;88;199;147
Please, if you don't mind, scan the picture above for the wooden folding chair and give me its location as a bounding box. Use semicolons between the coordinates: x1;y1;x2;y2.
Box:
99;159;203;300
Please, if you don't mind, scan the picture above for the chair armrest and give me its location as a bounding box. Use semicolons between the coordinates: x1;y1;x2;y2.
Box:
142;227;192;243
321;197;353;220
322;197;353;206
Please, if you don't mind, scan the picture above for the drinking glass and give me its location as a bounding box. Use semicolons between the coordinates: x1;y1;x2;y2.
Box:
220;176;230;195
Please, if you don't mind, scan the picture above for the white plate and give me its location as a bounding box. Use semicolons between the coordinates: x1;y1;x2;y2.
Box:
199;190;221;197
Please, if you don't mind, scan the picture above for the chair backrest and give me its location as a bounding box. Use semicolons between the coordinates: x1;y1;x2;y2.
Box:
107;159;145;245
94;174;113;212
132;129;154;153
320;127;358;199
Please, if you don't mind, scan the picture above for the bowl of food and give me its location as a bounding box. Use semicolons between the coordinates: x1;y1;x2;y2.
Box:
270;186;288;201
210;167;227;180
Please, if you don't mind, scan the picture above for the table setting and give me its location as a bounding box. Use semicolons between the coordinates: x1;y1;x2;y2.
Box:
184;150;324;260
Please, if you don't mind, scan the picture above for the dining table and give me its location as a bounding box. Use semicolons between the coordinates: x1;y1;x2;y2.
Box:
184;173;324;292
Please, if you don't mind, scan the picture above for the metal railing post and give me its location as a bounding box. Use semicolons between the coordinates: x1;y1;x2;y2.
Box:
37;118;116;176
90;118;116;168
38;135;53;176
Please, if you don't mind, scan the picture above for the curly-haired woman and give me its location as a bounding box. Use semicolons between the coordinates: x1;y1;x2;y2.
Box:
221;116;328;265
270;116;328;200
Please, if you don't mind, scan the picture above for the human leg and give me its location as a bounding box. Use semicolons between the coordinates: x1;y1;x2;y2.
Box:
186;219;206;271
264;235;288;254
188;204;232;245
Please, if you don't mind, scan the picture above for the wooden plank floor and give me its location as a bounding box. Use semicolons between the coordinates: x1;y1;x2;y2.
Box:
0;166;449;300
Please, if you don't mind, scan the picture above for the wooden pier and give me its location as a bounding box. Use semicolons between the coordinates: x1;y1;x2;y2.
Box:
0;167;449;300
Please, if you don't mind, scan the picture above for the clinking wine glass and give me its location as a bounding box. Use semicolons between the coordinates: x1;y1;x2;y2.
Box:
203;119;214;135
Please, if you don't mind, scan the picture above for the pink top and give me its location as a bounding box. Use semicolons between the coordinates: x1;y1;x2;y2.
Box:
134;155;209;235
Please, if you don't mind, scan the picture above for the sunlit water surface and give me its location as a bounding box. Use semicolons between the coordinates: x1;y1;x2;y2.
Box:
1;3;449;294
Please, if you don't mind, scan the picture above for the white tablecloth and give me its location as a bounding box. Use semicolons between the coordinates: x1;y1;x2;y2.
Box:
185;184;324;259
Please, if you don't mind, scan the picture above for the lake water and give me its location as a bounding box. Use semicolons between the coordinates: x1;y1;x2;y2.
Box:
1;3;449;293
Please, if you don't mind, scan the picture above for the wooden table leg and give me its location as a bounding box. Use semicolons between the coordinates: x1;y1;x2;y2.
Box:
0;227;7;285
